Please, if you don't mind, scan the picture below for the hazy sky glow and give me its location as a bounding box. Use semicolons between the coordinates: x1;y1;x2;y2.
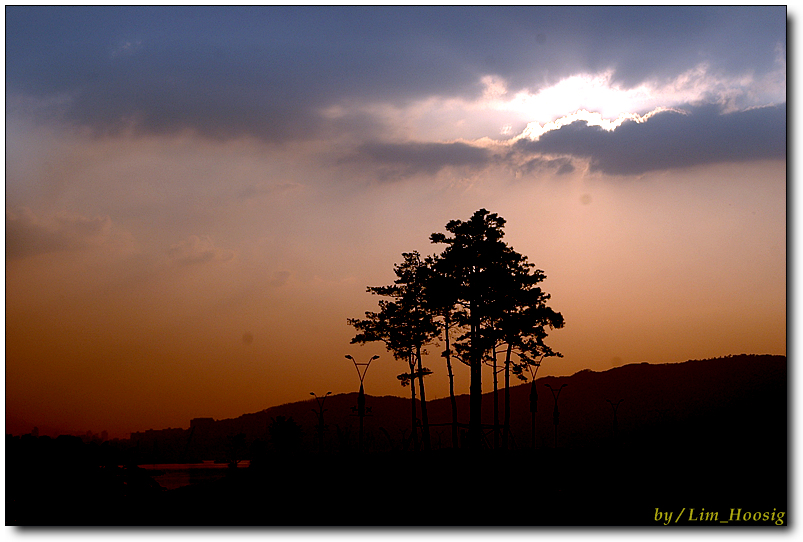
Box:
5;6;786;438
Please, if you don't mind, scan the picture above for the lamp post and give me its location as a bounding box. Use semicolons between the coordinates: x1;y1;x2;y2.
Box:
311;391;331;453
346;354;378;452
545;383;567;448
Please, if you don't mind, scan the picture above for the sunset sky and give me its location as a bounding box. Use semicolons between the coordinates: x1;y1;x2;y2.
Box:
5;6;787;438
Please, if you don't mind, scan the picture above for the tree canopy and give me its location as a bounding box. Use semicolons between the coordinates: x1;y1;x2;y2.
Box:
349;209;564;450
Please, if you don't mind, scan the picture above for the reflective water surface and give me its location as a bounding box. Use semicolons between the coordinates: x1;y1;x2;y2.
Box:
138;460;251;490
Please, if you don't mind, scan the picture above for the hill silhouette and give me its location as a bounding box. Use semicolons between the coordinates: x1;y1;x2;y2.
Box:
7;354;787;526
126;353;784;459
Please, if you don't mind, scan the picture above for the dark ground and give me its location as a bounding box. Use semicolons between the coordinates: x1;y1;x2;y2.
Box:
6;441;788;527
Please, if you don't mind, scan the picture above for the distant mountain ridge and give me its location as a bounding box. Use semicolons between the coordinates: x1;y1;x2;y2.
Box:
126;354;785;460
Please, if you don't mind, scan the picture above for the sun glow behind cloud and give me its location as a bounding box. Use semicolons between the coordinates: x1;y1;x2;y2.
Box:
514;108;680;142
376;58;787;145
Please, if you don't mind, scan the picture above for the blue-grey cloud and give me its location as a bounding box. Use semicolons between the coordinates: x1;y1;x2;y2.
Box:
512;103;786;176
5;6;786;142
6;209;114;259
346;141;492;179
520;156;576;176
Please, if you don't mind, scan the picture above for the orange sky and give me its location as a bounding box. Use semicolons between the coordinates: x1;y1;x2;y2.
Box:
5;146;786;438
5;7;787;438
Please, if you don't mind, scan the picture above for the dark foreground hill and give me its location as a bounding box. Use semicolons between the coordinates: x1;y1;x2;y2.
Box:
7;354;787;526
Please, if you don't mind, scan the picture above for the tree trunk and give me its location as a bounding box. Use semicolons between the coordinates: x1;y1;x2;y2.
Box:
493;342;499;450
503;342;513;450
409;356;419;452
469;305;482;450
444;312;459;449
530;380;538;450
416;344;431;451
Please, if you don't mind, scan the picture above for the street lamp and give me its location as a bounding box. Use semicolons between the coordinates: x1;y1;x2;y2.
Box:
346;354;379;452
545;383;567;449
311;391;332;453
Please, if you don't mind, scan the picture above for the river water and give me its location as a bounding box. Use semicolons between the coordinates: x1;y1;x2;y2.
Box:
138;460;251;490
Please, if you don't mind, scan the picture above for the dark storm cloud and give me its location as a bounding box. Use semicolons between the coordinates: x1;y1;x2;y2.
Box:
550;6;786;88
6;6;785;142
514;104;786;176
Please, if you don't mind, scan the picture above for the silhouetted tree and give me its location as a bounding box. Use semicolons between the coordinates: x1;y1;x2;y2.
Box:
397;358;433;451
511;337;563;449
350;210;563;453
351;300;420;450
488;255;564;449
348;251;439;451
424;255;463;448
430;209;512;449
431;209;563;450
